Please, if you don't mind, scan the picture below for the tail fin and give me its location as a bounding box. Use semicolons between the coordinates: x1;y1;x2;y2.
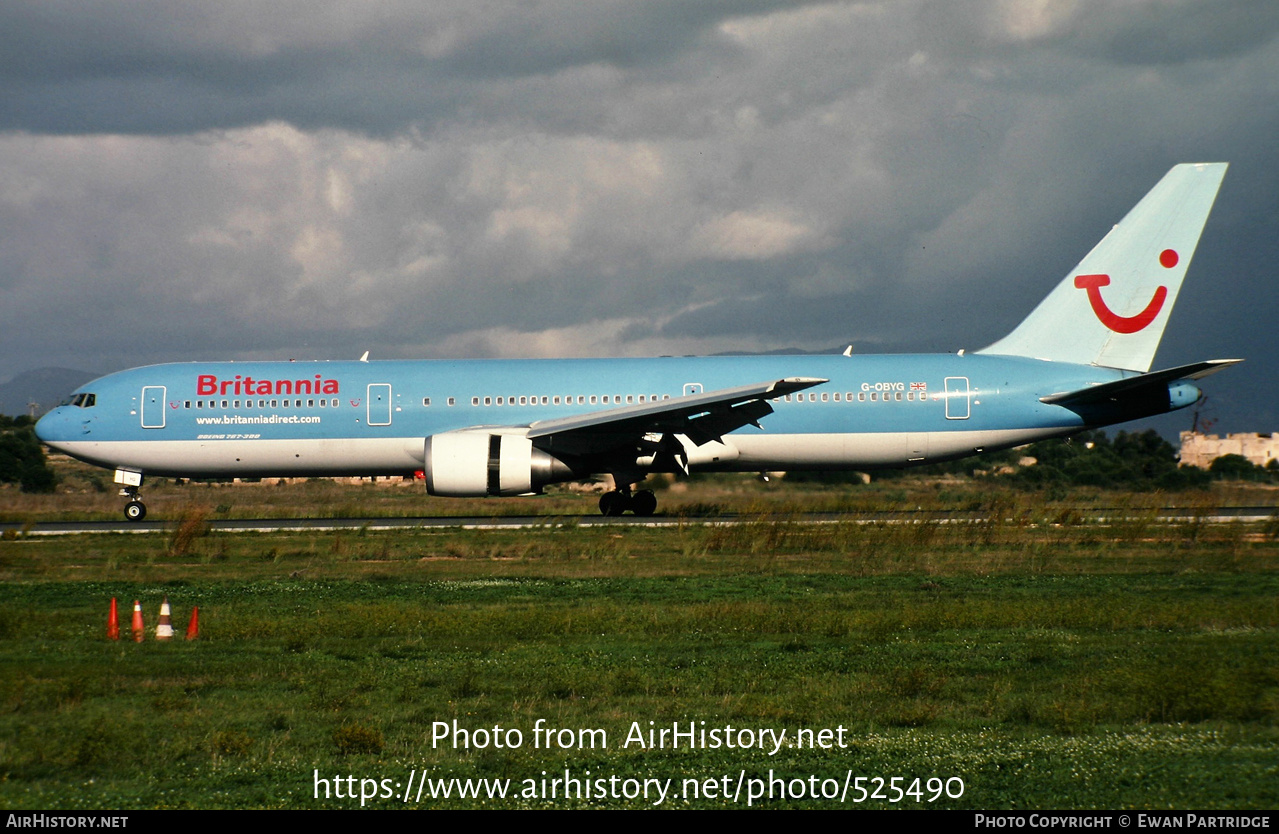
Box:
977;163;1228;372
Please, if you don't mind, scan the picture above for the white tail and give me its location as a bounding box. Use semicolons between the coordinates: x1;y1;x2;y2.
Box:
978;163;1228;372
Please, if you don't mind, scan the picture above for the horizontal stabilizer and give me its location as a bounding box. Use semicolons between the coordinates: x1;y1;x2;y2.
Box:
1040;359;1242;406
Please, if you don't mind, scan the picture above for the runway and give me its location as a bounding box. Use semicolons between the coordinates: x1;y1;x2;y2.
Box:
3;506;1275;536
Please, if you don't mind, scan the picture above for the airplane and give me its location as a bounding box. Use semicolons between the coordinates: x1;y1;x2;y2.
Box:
36;163;1238;521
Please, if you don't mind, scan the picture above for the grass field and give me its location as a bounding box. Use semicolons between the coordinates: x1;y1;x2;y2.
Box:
1;474;1277;809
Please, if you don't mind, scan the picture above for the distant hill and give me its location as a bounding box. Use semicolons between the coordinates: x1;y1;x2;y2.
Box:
0;368;95;418
711;345;853;357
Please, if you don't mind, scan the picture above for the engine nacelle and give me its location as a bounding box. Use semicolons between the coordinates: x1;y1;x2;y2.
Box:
423;431;576;496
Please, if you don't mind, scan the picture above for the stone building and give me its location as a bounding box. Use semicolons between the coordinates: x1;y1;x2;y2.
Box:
1178;431;1279;469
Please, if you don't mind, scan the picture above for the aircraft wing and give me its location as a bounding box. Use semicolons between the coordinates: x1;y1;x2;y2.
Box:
527;376;826;456
1040;359;1242;406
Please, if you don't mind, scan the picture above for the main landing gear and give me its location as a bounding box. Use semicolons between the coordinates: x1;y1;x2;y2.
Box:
598;487;658;517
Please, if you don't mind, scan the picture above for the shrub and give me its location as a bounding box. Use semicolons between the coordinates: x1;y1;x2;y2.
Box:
334;723;383;755
0;417;58;493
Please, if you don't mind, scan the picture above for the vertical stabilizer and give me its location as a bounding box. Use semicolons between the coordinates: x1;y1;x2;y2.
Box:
977;163;1227;372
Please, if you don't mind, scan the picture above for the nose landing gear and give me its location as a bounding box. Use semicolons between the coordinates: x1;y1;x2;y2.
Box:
114;469;147;522
124;496;147;522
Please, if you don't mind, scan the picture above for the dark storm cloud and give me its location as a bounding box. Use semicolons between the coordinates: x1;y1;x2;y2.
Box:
1059;0;1279;66
0;0;803;136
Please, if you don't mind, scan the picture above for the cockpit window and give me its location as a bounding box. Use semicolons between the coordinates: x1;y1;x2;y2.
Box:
68;393;96;408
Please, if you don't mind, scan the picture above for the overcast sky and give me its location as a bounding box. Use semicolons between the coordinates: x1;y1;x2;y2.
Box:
2;0;1276;433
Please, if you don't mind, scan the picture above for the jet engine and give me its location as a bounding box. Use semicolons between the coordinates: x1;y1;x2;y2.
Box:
423;431;576;496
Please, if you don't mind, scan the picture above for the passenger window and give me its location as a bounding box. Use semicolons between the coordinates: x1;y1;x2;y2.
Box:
447;397;456;406
589;396;597;404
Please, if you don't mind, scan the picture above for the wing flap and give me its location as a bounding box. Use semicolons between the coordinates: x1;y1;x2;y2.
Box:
527;376;826;455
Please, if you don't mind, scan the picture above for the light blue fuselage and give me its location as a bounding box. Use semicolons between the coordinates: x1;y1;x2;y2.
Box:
35;353;1186;480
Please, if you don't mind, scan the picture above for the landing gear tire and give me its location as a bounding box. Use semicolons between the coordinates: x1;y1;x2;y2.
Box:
124;500;147;522
599;489;658;516
631;490;657;517
599;491;627;517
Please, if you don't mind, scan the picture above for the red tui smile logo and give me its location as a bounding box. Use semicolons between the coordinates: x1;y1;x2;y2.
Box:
1074;249;1177;334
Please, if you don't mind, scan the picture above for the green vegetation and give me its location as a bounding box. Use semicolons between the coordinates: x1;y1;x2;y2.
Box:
789;430;1219;491
1210;454;1279;484
0;414;57;494
1008;430;1211;491
1;483;1276;809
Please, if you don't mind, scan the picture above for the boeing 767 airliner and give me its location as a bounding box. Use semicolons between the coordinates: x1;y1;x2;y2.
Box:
36;163;1238;520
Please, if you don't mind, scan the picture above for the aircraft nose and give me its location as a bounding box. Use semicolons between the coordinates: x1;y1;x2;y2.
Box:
34;408;73;446
34;410;54;442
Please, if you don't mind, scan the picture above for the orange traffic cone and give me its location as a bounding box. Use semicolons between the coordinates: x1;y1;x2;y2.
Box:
131;600;144;642
107;597;119;641
156;596;174;640
186;606;199;640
